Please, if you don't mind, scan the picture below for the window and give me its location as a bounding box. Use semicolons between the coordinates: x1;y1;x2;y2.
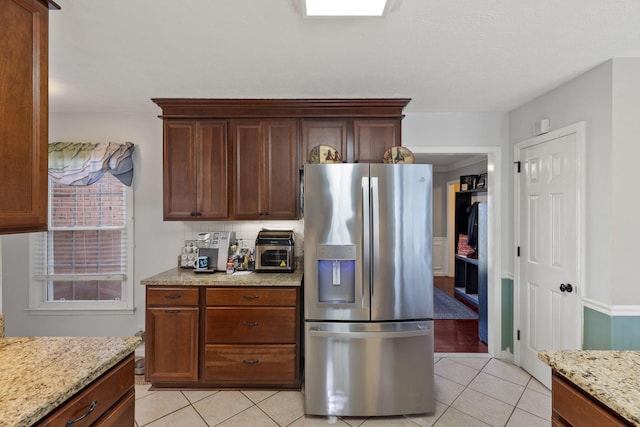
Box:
29;173;134;313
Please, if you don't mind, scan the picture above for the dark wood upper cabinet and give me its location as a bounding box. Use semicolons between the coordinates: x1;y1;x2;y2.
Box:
353;119;402;163
153;99;409;221
300;119;349;165
231;119;298;220
0;0;59;234
163;120;228;220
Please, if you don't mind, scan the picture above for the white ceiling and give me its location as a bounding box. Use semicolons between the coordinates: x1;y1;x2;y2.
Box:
49;0;640;115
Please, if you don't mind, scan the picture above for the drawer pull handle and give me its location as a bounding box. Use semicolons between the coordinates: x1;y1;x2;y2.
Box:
243;321;259;327
165;309;181;314
243;295;260;300
164;294;182;299
243;359;259;364
66;400;97;426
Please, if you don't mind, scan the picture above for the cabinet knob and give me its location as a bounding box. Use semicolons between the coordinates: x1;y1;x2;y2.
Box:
242;359;259;365
165;309;181;314
190;212;197;217
243;321;260;327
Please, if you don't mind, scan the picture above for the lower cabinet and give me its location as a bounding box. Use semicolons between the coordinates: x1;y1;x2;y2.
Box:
145;287;200;384
145;286;301;389
551;372;630;426
36;354;135;426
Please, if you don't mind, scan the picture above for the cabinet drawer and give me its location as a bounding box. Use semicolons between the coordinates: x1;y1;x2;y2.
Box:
206;287;297;306
205;344;296;385
94;389;134;427
552;373;629;426
206;307;296;343
37;355;134;426
147;287;199;306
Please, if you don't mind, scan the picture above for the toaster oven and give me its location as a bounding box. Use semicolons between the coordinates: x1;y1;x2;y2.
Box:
255;229;295;272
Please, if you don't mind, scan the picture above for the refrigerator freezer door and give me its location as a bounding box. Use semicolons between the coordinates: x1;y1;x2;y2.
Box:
370;164;433;321
304;163;371;321
304;321;435;416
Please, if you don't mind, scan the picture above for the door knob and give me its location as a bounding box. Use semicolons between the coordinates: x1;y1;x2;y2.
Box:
560;283;573;293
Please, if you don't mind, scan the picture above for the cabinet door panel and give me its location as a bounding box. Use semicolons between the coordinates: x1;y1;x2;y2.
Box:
231;120;262;218
301;119;348;166
263;120;298;218
353;119;401;163
164;121;197;219
0;0;49;233
231;120;298;220
198;121;228;219
146;307;199;382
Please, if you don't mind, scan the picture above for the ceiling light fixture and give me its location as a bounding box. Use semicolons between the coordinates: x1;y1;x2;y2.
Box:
304;0;388;16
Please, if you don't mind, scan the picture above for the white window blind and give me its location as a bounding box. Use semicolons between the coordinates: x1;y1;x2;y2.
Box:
33;173;128;302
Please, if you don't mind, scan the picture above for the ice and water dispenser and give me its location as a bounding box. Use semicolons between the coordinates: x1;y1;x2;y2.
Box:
316;244;357;304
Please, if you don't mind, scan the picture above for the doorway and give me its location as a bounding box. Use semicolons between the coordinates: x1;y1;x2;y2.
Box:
409;146;502;356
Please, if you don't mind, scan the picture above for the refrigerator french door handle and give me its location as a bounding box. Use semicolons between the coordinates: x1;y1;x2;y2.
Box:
362;176;370;299
370;176;379;299
308;328;432;340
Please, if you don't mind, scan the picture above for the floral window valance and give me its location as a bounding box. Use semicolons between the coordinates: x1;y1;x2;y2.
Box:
48;142;134;186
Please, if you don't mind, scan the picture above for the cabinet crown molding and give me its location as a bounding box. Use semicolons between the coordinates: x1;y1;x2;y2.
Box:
152;98;410;119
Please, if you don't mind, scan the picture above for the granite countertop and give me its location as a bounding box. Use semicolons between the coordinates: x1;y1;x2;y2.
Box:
0;336;141;427
539;350;640;425
141;267;303;287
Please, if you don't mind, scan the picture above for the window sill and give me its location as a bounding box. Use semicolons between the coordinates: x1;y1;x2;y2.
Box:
25;307;136;316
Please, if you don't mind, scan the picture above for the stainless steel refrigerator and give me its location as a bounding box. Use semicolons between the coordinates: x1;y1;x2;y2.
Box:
303;163;434;417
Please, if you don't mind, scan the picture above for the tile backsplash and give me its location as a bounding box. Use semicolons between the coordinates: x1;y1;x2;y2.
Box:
181;220;305;257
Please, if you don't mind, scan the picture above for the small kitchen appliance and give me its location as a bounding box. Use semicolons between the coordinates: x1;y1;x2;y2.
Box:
180;231;235;271
255;229;295;272
304;163;434;417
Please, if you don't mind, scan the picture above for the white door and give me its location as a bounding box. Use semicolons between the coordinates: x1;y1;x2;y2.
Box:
516;123;584;388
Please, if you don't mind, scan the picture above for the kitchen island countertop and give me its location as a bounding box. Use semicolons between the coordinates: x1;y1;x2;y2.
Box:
0;336;140;427
141;267;303;287
539;350;640;425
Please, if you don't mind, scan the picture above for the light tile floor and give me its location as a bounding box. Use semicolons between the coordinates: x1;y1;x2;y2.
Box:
135;355;551;426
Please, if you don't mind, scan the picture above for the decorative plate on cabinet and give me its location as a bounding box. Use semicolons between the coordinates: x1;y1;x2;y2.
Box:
383;146;415;164
308;145;342;164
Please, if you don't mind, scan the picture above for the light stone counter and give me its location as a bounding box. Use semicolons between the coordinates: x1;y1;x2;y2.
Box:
539;350;640;425
141;267;303;287
0;336;141;427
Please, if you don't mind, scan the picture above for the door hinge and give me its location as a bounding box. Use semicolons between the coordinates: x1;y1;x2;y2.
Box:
514;161;521;173
517;330;520;341
517;246;520;257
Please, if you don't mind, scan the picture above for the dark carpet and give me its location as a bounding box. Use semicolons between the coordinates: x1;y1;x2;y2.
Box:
434;287;478;320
